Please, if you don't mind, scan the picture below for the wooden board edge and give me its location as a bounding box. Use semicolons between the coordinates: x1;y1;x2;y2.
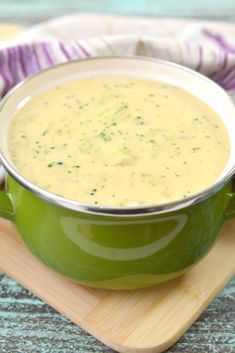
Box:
79;271;235;353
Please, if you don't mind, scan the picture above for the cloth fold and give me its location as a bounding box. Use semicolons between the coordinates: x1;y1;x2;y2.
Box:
1;14;235;98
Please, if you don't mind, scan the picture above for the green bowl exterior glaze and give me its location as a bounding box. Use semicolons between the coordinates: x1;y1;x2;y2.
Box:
0;175;233;290
1;58;235;290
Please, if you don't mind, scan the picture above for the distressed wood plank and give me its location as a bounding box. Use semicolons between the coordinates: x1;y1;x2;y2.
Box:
0;220;234;353
1;273;234;353
0;0;235;24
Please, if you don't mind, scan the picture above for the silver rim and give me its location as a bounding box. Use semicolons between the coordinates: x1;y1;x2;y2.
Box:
0;56;234;217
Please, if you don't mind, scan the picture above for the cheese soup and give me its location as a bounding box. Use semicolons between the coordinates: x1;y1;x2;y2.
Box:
8;77;230;206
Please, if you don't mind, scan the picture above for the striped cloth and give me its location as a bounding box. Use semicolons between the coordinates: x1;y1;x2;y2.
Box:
1;14;235;98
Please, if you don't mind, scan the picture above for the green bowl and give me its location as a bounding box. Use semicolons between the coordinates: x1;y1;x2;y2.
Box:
0;57;235;290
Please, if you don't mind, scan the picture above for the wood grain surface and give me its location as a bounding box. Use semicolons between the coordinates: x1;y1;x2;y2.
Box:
1;274;234;353
0;219;234;353
0;0;235;24
0;3;235;352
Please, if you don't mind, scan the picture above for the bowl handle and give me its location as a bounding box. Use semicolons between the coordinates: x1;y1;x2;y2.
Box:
0;191;14;221
224;192;235;222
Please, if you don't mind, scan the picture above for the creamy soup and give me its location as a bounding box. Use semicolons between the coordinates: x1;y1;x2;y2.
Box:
8;77;230;206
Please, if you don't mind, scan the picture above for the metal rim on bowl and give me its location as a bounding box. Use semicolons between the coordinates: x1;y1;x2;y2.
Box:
0;56;235;217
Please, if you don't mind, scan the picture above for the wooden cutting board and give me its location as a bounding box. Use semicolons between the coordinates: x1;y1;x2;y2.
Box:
0;23;235;353
0;219;234;353
0;23;25;41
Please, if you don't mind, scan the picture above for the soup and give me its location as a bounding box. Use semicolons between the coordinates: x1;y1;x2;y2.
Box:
8;77;230;206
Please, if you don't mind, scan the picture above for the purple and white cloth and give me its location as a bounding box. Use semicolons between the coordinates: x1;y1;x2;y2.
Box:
1;13;235;179
1;14;235;97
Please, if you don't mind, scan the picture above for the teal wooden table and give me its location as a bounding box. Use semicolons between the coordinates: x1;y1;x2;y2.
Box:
0;1;235;353
1;0;235;23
